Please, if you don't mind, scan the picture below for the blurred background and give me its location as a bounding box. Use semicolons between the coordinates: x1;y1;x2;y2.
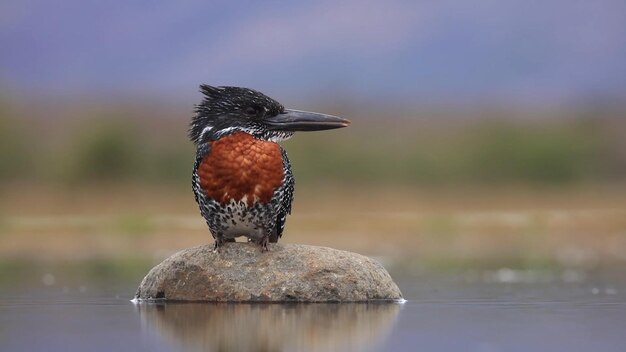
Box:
1;0;625;285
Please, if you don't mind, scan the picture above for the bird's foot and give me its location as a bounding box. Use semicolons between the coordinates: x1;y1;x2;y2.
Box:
213;238;224;253
213;237;235;252
260;235;270;252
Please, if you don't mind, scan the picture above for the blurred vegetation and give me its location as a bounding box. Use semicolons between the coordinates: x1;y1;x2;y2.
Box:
0;99;624;189
0;258;154;288
0;109;32;182
66;119;142;182
285;119;609;186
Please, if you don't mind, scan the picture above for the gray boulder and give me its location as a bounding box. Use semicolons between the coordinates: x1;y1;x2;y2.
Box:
135;243;403;302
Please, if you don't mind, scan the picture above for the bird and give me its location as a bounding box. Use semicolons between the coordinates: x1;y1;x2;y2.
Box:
189;85;350;251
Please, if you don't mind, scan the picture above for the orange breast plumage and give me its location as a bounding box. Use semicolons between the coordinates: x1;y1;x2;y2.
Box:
197;132;284;207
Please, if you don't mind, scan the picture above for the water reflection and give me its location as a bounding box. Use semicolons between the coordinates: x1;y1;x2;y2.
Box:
136;302;401;351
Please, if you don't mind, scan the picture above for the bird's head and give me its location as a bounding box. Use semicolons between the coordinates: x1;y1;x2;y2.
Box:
189;85;350;145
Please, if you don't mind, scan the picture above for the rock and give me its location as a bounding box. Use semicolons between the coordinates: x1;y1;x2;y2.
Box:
135;243;403;302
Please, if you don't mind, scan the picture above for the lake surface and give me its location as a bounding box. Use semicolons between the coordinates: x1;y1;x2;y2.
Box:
1;265;625;352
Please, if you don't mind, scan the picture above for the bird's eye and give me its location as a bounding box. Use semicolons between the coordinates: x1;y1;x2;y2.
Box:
245;106;259;116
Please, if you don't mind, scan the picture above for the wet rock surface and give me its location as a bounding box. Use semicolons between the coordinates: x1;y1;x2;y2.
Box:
135;243;403;302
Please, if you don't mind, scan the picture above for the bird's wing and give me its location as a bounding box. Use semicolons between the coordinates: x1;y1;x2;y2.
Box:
192;142;210;200
192;143;215;238
273;147;294;241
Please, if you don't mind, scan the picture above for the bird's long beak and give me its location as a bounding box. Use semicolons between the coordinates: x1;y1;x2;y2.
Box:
265;109;350;131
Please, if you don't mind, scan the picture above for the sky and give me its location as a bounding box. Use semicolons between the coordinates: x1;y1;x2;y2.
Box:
1;0;625;107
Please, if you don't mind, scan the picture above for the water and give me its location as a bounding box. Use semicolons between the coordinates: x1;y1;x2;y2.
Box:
1;267;625;351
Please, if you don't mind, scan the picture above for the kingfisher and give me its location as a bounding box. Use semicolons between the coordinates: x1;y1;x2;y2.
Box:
190;85;350;251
